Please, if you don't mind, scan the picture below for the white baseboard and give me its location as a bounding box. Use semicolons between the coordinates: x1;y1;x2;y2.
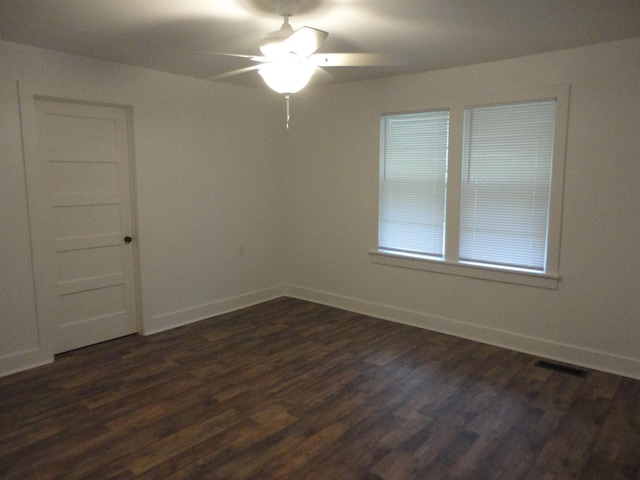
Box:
0;348;53;378
283;285;640;380
4;284;637;381
0;286;287;378
144;285;287;335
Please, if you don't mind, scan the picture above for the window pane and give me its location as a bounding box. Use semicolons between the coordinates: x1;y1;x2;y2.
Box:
460;101;556;271
379;110;449;257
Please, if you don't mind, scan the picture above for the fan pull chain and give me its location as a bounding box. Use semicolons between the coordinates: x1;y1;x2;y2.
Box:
285;95;291;129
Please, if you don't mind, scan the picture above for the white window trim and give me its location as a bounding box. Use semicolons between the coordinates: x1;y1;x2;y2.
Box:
370;85;570;290
370;248;560;289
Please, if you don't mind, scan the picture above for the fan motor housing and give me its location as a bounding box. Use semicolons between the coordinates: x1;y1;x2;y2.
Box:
259;21;294;57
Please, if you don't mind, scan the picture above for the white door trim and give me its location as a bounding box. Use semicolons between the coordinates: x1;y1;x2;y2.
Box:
18;80;142;358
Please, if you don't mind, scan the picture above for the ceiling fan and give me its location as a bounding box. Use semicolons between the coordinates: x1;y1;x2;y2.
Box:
201;0;409;95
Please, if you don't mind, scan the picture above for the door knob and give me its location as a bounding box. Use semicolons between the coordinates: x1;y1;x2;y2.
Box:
124;236;133;244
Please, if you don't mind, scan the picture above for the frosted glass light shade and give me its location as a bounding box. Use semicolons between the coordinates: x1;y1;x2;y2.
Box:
258;60;315;94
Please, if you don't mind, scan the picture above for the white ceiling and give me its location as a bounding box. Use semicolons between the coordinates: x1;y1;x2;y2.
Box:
1;0;639;89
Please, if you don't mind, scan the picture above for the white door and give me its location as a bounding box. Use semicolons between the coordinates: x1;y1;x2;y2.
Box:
27;99;138;353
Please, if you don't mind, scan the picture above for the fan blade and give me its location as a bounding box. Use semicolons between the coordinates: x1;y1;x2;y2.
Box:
211;64;264;81
162;47;269;63
283;26;329;57
309;53;409;67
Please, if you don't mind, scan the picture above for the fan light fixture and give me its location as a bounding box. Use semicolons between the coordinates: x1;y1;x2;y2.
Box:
258;59;315;94
191;0;408;126
206;0;408;97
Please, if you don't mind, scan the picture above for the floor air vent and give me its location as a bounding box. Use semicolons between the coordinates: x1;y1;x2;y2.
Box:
534;360;588;378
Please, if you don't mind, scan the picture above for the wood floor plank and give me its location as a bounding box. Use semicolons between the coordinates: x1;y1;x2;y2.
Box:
1;297;639;479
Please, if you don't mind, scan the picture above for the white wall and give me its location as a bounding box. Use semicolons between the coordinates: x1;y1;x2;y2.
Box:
2;37;639;379
0;40;285;375
282;38;640;379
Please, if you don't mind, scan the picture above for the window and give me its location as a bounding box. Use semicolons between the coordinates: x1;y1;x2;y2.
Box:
459;101;556;271
372;86;569;288
378;110;449;258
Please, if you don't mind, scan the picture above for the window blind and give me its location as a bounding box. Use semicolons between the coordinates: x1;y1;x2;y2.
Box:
379;110;449;257
459;101;556;271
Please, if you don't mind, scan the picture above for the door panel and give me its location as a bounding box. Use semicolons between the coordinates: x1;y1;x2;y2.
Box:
30;99;137;353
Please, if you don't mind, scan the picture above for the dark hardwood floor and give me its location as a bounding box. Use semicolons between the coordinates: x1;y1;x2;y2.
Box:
1;297;638;479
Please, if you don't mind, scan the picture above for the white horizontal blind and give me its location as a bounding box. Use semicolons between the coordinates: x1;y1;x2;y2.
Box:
379;110;449;257
460;100;556;271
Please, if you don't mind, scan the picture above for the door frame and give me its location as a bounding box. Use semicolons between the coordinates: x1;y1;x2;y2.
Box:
19;80;142;359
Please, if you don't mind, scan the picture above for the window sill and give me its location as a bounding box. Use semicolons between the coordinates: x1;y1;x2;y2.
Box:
369;249;559;289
